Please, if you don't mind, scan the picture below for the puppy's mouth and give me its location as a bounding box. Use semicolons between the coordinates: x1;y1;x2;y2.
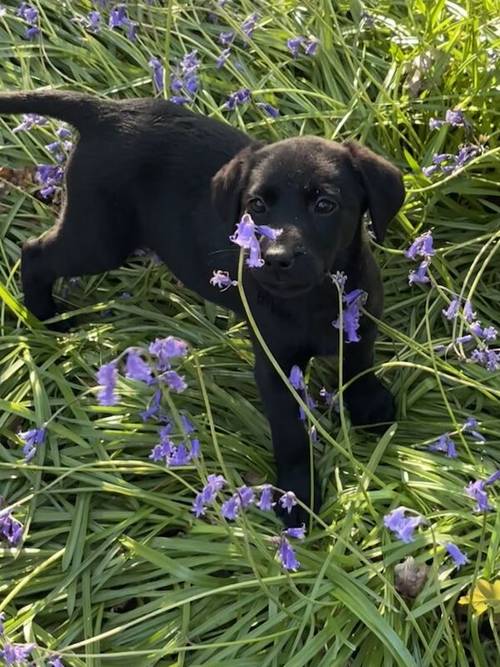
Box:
254;276;315;298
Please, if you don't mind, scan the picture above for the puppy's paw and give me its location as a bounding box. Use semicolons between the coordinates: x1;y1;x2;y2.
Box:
275;466;322;528
347;380;395;433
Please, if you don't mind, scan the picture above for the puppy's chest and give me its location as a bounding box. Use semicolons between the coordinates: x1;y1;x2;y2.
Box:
307;305;340;357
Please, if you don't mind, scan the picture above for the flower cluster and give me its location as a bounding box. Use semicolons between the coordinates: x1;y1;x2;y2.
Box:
428;417;486;459
224;87;251;111
287;35;319;57
215;13;259;69
429;109;469;130
169;50;201;105
228;212;282;268
12;113;47;133
0;498;23;546
149;417;200;467
330;274;367;343
422;144;482;178
16;2;39;40
95;336;189;407
405;230;435;286
465;471;499;513
442;294;500;371
192;478;303;570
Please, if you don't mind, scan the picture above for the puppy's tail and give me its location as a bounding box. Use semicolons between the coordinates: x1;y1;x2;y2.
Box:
0;90;115;133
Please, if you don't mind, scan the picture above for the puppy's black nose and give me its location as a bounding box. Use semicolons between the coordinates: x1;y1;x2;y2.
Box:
263;246;296;270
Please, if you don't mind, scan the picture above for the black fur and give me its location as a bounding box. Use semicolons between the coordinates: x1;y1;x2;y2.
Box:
0;90;405;525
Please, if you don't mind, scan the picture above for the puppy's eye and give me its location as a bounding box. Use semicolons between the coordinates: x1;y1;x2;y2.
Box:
314;198;338;215
248;197;267;214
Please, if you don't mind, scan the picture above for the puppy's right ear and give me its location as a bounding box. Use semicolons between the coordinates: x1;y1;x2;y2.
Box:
211;143;261;223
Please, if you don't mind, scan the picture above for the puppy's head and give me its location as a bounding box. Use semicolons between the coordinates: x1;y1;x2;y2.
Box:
212;137;404;298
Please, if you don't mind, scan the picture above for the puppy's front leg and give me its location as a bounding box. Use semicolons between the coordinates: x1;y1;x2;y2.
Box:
342;324;395;431
253;346;320;526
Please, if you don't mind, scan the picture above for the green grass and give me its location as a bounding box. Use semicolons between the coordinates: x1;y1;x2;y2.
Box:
0;1;499;665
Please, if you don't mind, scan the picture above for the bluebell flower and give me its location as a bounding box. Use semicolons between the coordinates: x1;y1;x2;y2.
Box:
0;611;4;635
126;20;137;41
298;391;317;421
224;87;251;110
442;297;460;320
277;536;300;570
405;231;435;260
279;491;297;514
485;470;500;485
429;433;457;458
168;443;190;466
384;507;424;543
0;643;36;666
465;480;492;512
216;48;231;69
238;485;255;508
463;300;475;322
471;348;500;371
429;118;445;130
221;494;240;520
56;126;72;140
49;657;64;667
109;4;127;28
241;12;258;38
149;336;188;370
304;37;319;55
445;109;467;127
180;414;195;434
0;501;23;546
445;542;469;568
86;10;101;33
210;269;237;290
190;438;201;458
257;484;273;511
125;349;153;383
256;102;279;118
35;164;64;199
12;113;47;132
285;524;305;539
289;365;305;390
140;388;162;421
408;261;430;286
330;270;348;291
219;30;234;46
96;361;118;406
149;56;164;93
202;474;226;502
19;427;46;461
162;370;187;393
287;36;304;57
170;96;189;105
332;289;367;343
463;417;486;443
192;492;205;517
230;215;257;248
309;425;317;443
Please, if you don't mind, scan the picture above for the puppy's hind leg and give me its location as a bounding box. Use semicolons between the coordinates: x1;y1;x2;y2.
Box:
21;202;134;329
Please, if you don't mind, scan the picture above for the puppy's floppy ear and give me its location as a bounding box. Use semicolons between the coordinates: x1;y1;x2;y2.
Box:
211;143;262;223
344;141;405;243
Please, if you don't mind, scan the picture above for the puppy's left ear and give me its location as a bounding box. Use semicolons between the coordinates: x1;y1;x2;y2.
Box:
211;142;262;223
345;141;405;243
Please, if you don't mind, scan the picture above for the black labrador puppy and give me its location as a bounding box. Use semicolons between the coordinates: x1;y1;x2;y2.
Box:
0;91;405;525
